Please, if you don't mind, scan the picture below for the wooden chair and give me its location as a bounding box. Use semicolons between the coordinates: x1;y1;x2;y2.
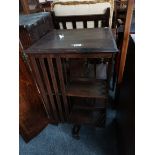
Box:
51;8;110;29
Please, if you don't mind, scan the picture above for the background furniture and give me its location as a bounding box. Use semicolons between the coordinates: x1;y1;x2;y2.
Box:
52;7;110;29
19;12;53;49
52;0;114;28
20;0;41;14
38;0;54;12
115;0;128;23
20;0;54;14
20;0;30;14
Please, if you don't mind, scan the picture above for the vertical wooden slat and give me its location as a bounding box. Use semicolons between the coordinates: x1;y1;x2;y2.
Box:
47;57;64;121
118;0;134;83
29;56;52;118
94;20;98;28
83;21;87;28
20;0;30;14
39;58;59;121
51;12;60;29
54;19;60;29
56;57;70;120
106;57;113;88
19;28;32;50
57;23;60;29
94;63;96;78
106;8;110;27
63;59;68;84
72;21;76;29
24;30;31;48
101;20;104;28
62;21;67;29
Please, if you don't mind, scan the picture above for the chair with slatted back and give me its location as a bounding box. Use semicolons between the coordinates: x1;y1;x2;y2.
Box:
51;0;114;29
51;7;110;29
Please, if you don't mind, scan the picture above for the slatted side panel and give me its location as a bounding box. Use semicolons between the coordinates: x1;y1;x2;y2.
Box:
104;56;114;89
56;57;70;120
29;55;70;122
47;57;65;121
29;56;53;119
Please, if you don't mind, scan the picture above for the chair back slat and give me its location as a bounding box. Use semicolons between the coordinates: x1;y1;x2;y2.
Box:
62;21;67;29
94;20;98;28
72;21;77;29
83;21;87;28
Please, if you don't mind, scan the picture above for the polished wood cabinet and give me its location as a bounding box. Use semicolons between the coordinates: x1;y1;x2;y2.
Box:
19;52;49;142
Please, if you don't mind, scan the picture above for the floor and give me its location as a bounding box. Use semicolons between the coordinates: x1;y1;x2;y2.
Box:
20;108;118;155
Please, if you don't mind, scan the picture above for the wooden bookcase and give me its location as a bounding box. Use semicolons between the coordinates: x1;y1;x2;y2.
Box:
25;28;118;127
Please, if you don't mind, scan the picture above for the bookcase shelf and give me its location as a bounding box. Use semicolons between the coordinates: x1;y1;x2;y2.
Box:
69;97;106;111
66;79;108;99
69;109;106;126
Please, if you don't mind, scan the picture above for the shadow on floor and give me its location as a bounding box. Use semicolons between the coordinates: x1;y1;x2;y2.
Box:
20;116;118;155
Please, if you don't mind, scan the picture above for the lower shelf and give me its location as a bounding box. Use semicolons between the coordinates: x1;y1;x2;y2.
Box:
66;79;108;98
69;97;107;111
69;109;106;127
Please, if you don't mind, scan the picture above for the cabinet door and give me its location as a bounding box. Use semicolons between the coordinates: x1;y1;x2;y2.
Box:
19;54;48;142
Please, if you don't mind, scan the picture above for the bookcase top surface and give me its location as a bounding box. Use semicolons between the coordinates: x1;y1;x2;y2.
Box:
25;27;119;54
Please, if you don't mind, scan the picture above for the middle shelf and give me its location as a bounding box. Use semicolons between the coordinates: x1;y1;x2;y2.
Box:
66;79;108;99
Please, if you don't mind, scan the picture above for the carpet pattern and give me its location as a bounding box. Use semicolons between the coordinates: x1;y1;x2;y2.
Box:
20;109;118;155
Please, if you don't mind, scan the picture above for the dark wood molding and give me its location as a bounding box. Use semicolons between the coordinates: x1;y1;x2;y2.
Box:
20;0;30;14
118;0;134;83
